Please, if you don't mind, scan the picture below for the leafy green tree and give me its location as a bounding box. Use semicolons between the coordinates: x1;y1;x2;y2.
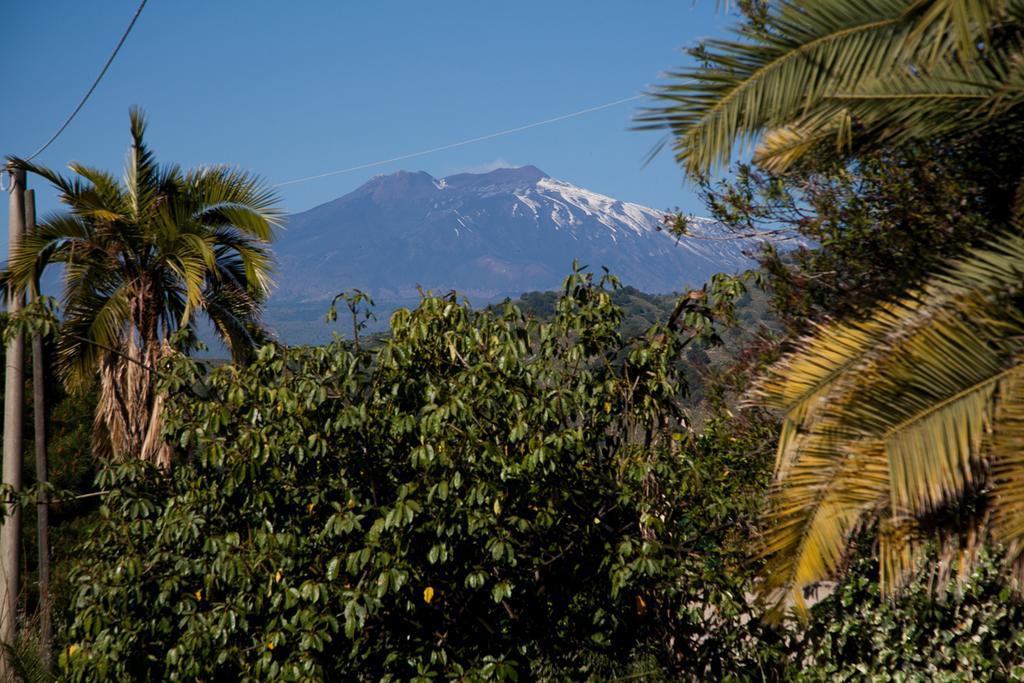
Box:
59;273;783;680
2;108;282;466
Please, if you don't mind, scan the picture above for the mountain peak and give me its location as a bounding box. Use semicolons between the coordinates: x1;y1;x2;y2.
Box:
489;164;549;181
358;169;439;200
351;165;552;199
442;165;549;191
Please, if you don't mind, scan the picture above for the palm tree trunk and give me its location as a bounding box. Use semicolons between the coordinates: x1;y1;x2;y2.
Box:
97;288;172;466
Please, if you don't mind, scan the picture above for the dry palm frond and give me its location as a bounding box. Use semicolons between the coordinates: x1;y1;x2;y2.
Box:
753;229;1024;609
754;110;853;173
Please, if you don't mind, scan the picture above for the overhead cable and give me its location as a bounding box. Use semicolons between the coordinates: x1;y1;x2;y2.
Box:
22;0;149;162
274;95;645;188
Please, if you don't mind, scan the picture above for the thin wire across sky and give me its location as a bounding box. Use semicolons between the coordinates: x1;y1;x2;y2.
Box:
272;95;645;188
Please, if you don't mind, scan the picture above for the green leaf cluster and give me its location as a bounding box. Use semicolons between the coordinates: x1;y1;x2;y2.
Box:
792;553;1024;680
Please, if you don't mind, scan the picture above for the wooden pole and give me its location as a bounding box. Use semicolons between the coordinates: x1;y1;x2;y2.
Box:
26;190;51;671
2;165;26;668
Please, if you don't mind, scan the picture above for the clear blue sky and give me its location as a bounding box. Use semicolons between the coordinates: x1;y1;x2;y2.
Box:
1;1;740;246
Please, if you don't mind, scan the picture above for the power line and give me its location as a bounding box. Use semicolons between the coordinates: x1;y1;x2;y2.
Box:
22;0;149;163
274;95;645;188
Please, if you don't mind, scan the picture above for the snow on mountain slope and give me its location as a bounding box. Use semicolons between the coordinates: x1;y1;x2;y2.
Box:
271;166;770;304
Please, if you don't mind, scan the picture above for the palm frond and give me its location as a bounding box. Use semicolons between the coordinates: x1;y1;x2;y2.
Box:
761;438;889;613
203;281;267;364
163;242;210;326
187;165;283;238
637;0;916;175
3;214;91;292
639;0;1024;176
987;366;1024;565
66;163;129;217
749;302;919;477
209;230;275;297
124;106;160;220
58;282;132;390
6;156;83;199
754;109;853;173
756;229;1024;606
907;0;1014;62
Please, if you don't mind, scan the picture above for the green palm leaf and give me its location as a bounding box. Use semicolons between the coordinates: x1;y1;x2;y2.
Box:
640;0;1024;176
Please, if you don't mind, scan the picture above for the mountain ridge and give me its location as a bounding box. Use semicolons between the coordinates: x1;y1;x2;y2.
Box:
270;165;764;304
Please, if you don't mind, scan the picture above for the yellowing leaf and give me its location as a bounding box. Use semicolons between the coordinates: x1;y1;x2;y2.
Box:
423;586;435;604
274;570;282;584
636;595;647;615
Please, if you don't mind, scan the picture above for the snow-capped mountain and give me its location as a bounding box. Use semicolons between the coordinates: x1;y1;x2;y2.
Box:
272;165;765;304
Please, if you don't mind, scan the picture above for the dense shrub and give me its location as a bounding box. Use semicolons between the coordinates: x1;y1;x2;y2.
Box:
60;272;778;681
793;555;1024;681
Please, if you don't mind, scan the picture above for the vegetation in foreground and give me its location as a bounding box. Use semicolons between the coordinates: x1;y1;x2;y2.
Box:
61;273;777;680
52;271;1024;680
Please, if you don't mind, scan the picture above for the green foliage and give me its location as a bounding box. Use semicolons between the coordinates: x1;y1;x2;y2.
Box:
514;286;679;340
324;288;376;348
60;270;779;680
1;296;60;344
3;609;57;683
794;554;1024;681
512;283;776;414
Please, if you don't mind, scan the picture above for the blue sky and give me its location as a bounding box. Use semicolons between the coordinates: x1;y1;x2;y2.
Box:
1;1;739;246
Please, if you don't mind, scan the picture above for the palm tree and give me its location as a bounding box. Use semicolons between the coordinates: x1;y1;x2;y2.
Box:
2;108;282;466
637;0;1024;178
638;0;1024;609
